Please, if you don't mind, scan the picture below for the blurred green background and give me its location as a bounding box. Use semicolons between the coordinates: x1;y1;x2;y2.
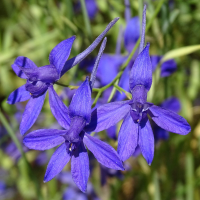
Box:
0;0;200;200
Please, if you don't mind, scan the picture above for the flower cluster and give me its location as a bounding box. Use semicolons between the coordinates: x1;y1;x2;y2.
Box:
7;4;191;193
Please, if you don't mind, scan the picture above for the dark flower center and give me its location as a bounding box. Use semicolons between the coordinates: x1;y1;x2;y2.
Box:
130;102;150;123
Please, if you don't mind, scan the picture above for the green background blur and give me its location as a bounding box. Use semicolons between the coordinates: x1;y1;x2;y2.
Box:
0;0;200;200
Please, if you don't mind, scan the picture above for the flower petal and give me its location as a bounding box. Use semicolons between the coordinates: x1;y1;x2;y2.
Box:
129;43;152;91
85;0;98;19
71;142;90;193
23;129;66;150
44;143;71;182
20;92;46;135
49;86;71;129
161;59;177;77
61;17;119;77
151;55;162;72
7;85;31;104
95;54;126;86
124;17;140;53
69;77;91;123
118;112;138;162
25;80;48;97
21;65;59;82
12;56;37;79
139;118;154;165
84;100;131;132
153;125;169;142
83;133;124;170
149;105;191;135
161;97;181;113
106;125;117;140
49;36;76;76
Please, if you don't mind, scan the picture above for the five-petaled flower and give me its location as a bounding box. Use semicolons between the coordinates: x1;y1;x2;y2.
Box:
7;18;119;135
23;39;124;193
85;6;191;165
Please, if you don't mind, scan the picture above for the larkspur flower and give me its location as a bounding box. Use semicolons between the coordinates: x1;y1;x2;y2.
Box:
153;97;181;141
23;38;124;192
75;0;98;20
151;55;177;77
85;5;191;165
133;97;181;156
7;17;119;135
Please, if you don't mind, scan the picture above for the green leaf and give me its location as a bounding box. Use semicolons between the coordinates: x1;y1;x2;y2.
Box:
161;45;200;62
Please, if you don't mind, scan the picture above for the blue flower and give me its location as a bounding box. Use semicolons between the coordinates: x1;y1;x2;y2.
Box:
75;0;98;20
124;16;140;53
85;6;191;165
7;18;119;135
153;97;181;141
151;55;177;77
23;39;124;192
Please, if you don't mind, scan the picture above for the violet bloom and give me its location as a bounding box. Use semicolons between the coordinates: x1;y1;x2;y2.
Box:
23;38;124;192
7;17;119;135
75;0;98;20
153;97;181;141
151;55;177;77
85;5;191;165
84;0;98;19
124;16;140;53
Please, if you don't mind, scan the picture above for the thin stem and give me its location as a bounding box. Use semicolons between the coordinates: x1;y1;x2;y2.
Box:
80;0;92;39
115;25;123;55
55;82;69;87
0;112;42;199
90;0;165;103
59;0;165;105
54;82;100;91
92;91;102;106
114;84;132;99
0;112;25;158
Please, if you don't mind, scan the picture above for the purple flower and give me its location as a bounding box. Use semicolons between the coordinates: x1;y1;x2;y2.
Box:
85;6;191;165
7;18;119;135
124;16;140;53
75;0;98;20
84;0;98;19
23;39;124;192
153;97;181;141
151;55;177;77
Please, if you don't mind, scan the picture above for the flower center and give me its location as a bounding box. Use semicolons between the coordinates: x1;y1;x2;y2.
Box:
130;102;150;123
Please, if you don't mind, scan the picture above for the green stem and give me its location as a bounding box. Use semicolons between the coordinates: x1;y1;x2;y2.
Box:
0;112;25;158
57;0;165;104
114;84;132;99
80;0;92;39
55;82;100;91
90;0;165;103
55;82;69;87
92;91;102;106
0;112;42;199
